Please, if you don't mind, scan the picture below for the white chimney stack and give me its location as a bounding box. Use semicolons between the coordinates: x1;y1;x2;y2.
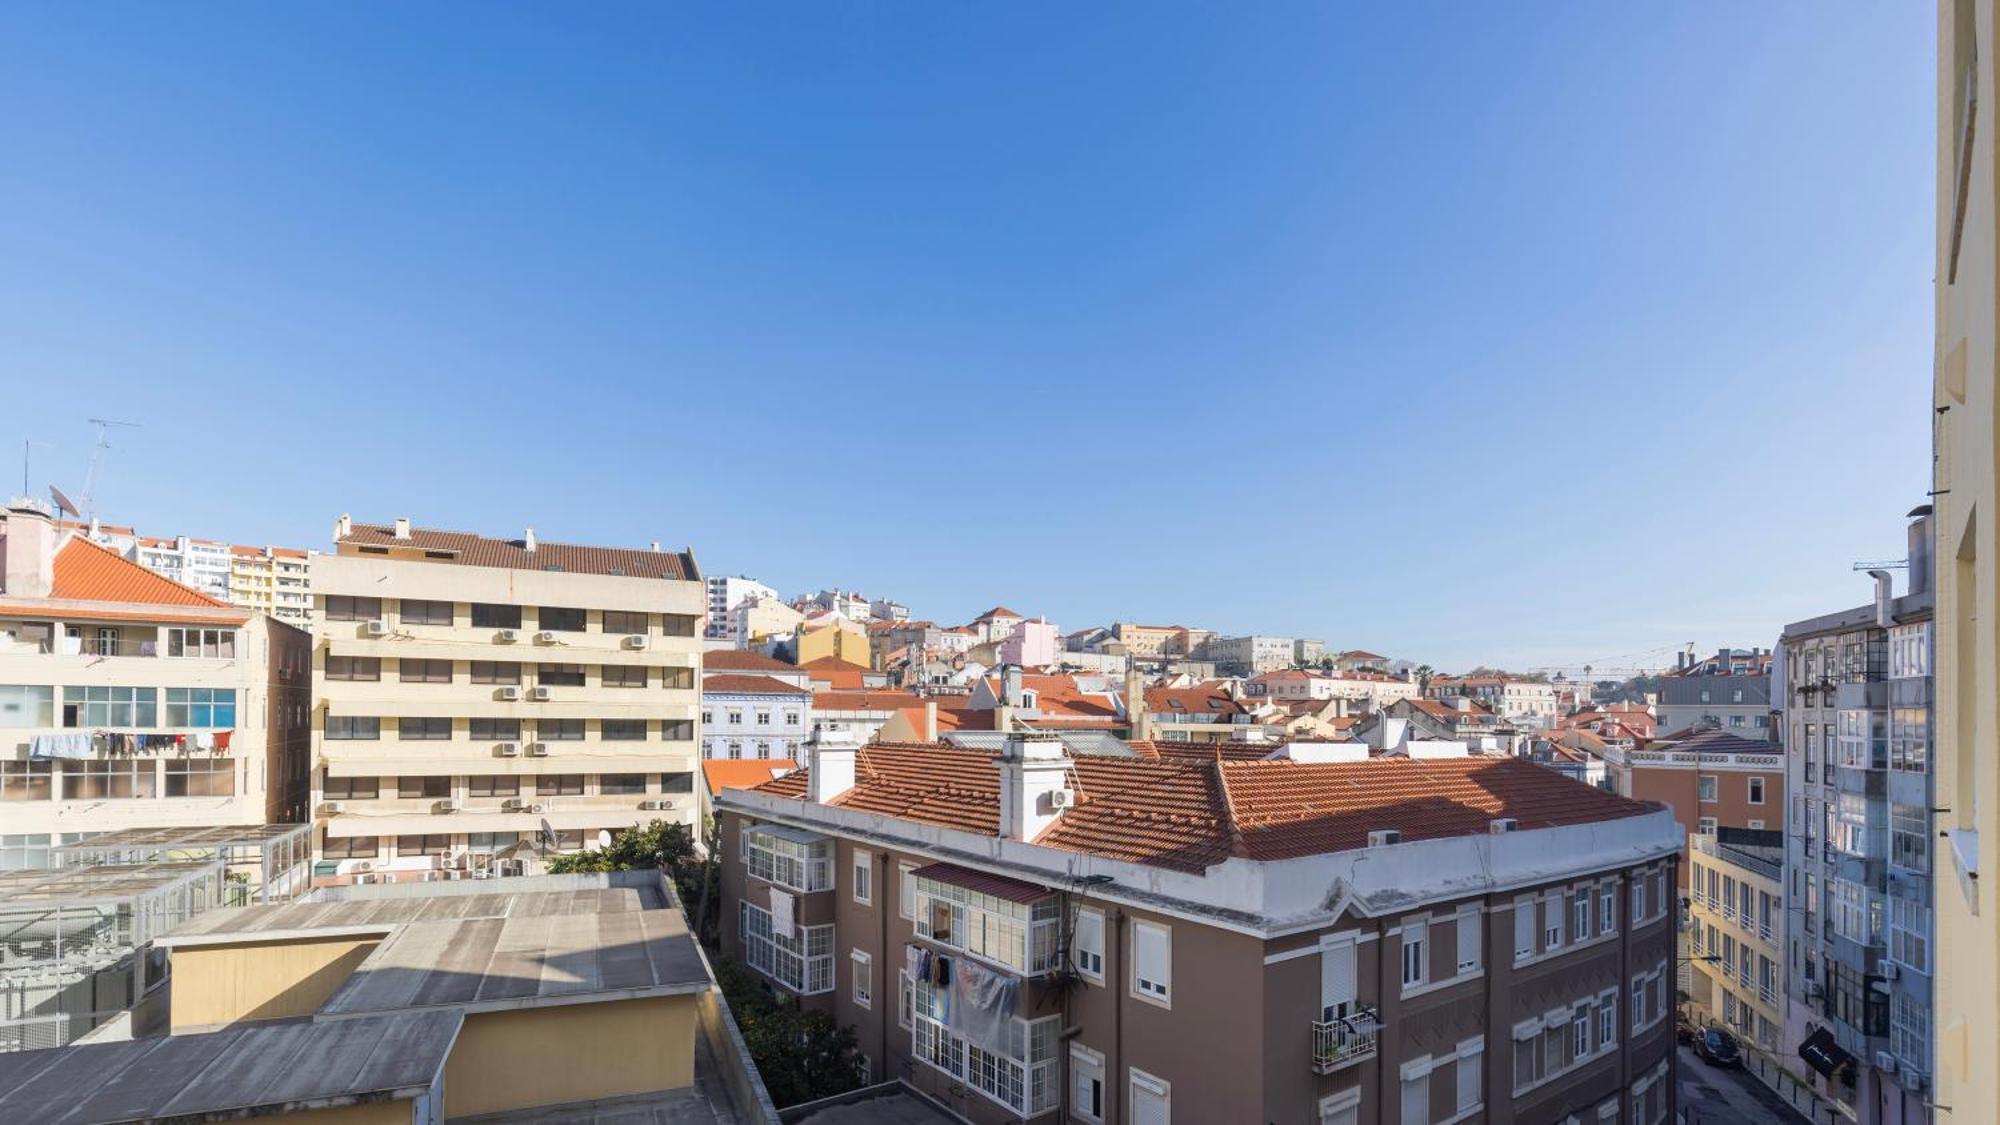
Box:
1;504;58;598
335;513;353;539
523;527;537;552
998;732;1072;842
807;723;861;804
392;517;411;540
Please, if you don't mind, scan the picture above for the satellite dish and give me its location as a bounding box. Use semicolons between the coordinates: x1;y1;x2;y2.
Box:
48;486;79;519
539;818;556;849
595;829;613;850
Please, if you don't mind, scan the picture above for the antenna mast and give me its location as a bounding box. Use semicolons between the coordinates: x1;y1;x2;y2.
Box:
80;418;140;524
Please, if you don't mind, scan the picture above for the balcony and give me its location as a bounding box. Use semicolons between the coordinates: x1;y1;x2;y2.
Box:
1312;1011;1381;1073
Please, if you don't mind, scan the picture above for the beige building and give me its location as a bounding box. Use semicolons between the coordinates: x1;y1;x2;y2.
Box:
1935;2;1998;1117
1686;829;1784;1055
228;543;314;630
0;502;313;866
719;729;1684;1124
310;517;704;882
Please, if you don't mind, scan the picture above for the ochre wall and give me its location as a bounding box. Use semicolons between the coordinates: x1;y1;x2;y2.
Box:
169;935;381;1031
442;994;696;1117
280;1097;415;1123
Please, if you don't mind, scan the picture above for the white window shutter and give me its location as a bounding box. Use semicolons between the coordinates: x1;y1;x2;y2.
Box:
1457;912;1480;971
1322;938;1356;1013
1514;897;1536;958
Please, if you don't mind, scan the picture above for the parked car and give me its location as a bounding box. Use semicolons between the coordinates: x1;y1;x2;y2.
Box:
1676;1014;1698;1045
1695;1027;1742;1068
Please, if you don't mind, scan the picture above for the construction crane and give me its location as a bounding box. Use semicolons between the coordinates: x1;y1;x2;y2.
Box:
1851;559;1908;571
79;418;140;524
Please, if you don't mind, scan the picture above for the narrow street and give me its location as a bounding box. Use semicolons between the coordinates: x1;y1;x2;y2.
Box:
1677;1045;1814;1125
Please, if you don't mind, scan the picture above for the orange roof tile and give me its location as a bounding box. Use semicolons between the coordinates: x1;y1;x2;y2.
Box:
702;759;799;798
704;650;798;674
338;521;696;581
702;674;812;696
49;537;234;608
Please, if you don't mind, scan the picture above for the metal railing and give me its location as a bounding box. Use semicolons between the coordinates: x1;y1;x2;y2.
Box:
1312;1012;1381;1073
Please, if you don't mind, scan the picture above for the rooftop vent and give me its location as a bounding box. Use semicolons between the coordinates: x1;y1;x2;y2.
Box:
1489;818;1518;834
1367;829;1402;847
393;517;411;540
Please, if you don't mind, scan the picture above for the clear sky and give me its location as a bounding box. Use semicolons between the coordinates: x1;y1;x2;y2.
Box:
0;5;1935;673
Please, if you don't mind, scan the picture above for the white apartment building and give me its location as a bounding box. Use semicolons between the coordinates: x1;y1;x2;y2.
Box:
133;535;234;600
1430;676;1560;728
1204;634;1296;676
228;545;314;631
700;674;811;761
310;516;704;883
705;574;778;643
0;503;312;868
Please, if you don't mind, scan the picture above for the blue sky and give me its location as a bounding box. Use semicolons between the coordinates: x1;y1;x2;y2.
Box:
0;5;1934;672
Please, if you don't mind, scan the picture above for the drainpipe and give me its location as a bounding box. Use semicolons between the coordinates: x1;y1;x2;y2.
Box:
879;850;891;1080
1112;908;1127;1125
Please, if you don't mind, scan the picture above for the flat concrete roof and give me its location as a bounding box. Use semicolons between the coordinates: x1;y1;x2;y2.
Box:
163;879;710;1018
0;1009;460;1123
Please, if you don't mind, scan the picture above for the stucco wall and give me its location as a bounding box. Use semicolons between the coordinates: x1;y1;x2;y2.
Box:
441;994;696;1118
170;934;382;1031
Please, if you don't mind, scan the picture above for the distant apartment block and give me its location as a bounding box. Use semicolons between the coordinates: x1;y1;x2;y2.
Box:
1687;829;1785;1056
1655;650;1772;738
1205;633;1297;676
71;519;316;631
1606;729;1783;890
705;574;778;643
1429;676;1559;729
309;516;704;882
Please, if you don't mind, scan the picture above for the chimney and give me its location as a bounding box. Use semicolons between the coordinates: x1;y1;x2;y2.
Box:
88;516;100;539
923;700;938;743
1907;506;1935;597
0;504;58;598
1455;696;1472;713
392;517;411;540
649;540;662;553
523;527;536;552
1869;570;1895;629
998;732;1072;842
1124;666;1153;742
335;513;353;539
807;723;861;804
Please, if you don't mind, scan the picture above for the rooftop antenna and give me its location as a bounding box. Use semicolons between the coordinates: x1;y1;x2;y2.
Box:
20;440;53;500
80;418;140;524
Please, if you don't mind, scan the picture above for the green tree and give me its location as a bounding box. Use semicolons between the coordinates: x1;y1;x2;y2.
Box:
546;819;697;874
712;956;867;1106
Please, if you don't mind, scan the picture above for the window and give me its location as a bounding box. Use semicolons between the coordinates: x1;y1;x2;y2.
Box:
538;663;586;687
0;761;51;801
322;836;379;860
1456;909;1481;973
1400;1065;1428;1125
1698;816;1718;835
1698;775;1718;802
538;606;586;632
852;849;873;905
325;595;382;622
164;627;236;658
326;655;380;681
739;902;835;995
727;710;744;726
326;716;380;740
1892;803;1930;871
661;719;694;741
325;775;379;800
1543;893;1563;950
470;661;521;684
165;688;237;728
1631;874;1648;925
536;775;583;796
64;759;156;799
1749;776;1766;804
1598;995;1616;1049
900;971;914;1030
471;603;522;629
0;686;54;728
467;775;519;797
401;599;453;625
600;774;645;795
165;759;234;797
603;664;648;688
746;827;835;892
62;686;156;727
851;949;872;1007
602;719;647;741
1402;917;1428;989
1071;1045;1105;1122
399;775;451;799
603;610;648;634
398;834;452;857
467;831;520;853
469;717;521;741
1599;885;1616;935
899;862;917;919
540;718;585;741
661;771;693;793
661;666;694;690
398;717;452;740
1572;1011;1591;1058
1890;897;1931;972
396;658;451;684
1456;1041;1483;1112
1514;894;1536;961
1133;920;1172;1004
1073;910;1109;984
1129;1069;1169;1125
756;710;772;725
662;613;698;637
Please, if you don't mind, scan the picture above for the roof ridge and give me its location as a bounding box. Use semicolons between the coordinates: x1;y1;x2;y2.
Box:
1211;759;1250;859
55;533;237;609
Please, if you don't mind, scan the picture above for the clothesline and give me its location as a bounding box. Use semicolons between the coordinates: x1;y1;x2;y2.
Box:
28;729;236;760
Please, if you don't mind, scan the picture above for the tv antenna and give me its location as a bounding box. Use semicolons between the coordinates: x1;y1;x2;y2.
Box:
19;440;52;500
80;418;140;523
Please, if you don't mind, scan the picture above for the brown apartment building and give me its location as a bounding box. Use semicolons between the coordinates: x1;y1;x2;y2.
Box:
1609;729;1785;889
716;728;1685;1124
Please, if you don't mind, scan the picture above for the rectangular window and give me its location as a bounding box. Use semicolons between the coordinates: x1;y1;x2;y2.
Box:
1573;889;1590;942
471;603;522;629
398;775;450;799
661;771;693;793
899;862;917;920
63;759;156;799
601;719;648;741
0;686;54;728
1514;895;1536;961
1632;875;1649;925
538;606;587;632
62;686;157;728
397;658;452;684
603;610;648;635
325;775;380;800
164;688;237;728
738;902;834;995
536;774;584;796
1071;1045;1105;1123
1456;910;1481;973
1599;885;1616;935
325;595;382;622
602;664;648;688
661;666;695;690
538;663;586;687
600;774;645;795
540;718;585;741
1698;775;1718;802
400;599;453;625
1402;918;1428;988
1572;1012;1591;1058
398;834;452;857
398;717;452;740
0;761;52;801
1400;1070;1428;1125
325;655;380;681
325;716;380;740
852;848;873;905
1543;893;1563;950
322;836;379;860
1130;1070;1169;1125
467;831;520;853
1598;996;1616;1048
467;775;519;797
851;949;872;1007
662;614;698;637
165;759;234;797
469;717;521;741
1748;776;1766;804
470;661;521;684
661;719;694;741
1133;921;1171;1004
164;627;236;658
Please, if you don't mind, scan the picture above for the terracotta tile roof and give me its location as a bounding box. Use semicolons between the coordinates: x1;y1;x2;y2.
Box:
1655;730;1779;757
801;657;872;690
336;522;697;581
701;674;812;697
1144;685;1245;717
703;650;797;674
1336;650;1387;661
702;759;799;798
746;743;1651;873
49;537;234;609
972;606;1022;622
813;690;925;712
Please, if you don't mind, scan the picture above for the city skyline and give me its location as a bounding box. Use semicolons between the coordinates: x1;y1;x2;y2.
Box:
0;4;1934;670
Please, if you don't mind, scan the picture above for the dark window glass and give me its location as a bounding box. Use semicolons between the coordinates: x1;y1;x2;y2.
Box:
325;776;380;800
401;599;454;625
468;775;520;797
603;610;648;634
538;664;586;687
602;719;647;741
661;667;694;690
323;836;379;859
325;596;383;622
399;659;453;684
472;603;523;629
539;606;587;632
662;614;698;637
398;717;453;740
470;661;521;685
603;665;648;688
470;717;522;741
326;716;381;740
661;772;694;794
398;834;452;856
540;718;585;741
325;656;381;681
601;774;645;795
398;776;451;799
536;774;583;796
660;719;695;741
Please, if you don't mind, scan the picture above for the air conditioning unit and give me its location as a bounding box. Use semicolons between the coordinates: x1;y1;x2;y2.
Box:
529;686;553;702
528;803;547;815
1047;788;1075;810
495;742;520;757
422;870;442;882
350;861;373;873
364;619;391;637
354;872;379;885
639;799;666;811
497;686;521;702
496;629;519;643
444;869;465;881
1876;1052;1898;1075
527;742;549;757
502;798;528;811
623;634;649;650
1490;817;1519;834
320;801;345;815
1803;980;1824;998
533;630;558;644
433;799;460;813
1368;829;1402;847
1879;962;1901;981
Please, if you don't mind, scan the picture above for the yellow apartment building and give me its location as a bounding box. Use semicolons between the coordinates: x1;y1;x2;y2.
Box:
1686;830;1785;1055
